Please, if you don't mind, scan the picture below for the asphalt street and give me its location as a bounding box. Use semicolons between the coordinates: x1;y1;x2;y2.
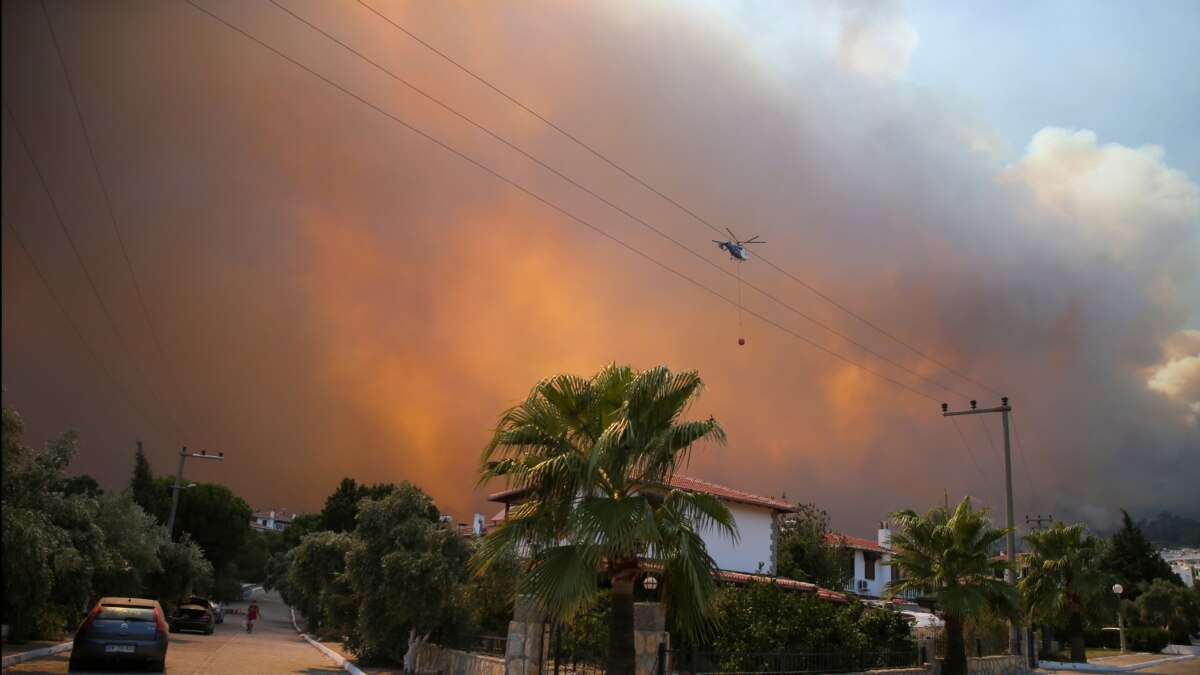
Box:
2;590;343;675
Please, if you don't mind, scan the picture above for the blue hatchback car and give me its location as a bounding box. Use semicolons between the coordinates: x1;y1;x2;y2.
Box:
69;597;169;672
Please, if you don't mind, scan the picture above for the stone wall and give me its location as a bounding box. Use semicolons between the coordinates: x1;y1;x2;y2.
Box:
413;642;506;675
667;663;933;675
966;654;1026;675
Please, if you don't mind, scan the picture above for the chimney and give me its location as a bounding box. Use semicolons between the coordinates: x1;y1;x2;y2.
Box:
473;513;486;537
878;521;891;548
267;510;276;529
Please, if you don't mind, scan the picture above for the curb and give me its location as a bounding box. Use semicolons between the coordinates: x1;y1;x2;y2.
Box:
1039;654;1197;672
290;606;364;675
1;642;72;668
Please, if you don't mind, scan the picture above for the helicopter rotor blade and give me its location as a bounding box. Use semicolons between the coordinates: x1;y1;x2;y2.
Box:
743;236;763;243
725;227;738;241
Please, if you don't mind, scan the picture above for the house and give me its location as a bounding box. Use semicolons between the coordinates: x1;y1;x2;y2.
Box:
827;522;895;598
486;473;797;575
1161;548;1200;588
249;508;293;532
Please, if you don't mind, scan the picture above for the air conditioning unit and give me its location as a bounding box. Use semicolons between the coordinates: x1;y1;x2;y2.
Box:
856;579;869;592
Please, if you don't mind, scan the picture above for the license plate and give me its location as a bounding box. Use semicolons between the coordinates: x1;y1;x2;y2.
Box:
104;644;135;653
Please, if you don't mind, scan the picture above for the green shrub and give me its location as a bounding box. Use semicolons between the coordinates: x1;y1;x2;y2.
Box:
1125;627;1170;653
1083;628;1121;649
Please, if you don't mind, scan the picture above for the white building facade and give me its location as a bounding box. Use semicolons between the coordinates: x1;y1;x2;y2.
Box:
487;474;796;576
828;522;895;598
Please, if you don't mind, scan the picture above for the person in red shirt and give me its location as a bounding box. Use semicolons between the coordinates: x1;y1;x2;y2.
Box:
245;599;262;633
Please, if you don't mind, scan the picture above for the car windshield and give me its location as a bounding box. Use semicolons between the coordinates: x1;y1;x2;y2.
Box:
97;607;156;622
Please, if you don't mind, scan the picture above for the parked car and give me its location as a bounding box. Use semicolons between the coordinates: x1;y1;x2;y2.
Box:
69;597;169;672
168;597;215;635
889;600;945;637
211;601;225;624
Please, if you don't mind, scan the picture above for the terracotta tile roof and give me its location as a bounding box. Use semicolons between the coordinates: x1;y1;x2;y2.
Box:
827;532;890;554
488;474;796;513
659;475;796;512
716;570;847;603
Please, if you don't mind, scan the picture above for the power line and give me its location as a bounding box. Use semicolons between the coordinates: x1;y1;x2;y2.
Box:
40;0;206;444
181;0;947;404
2;96;189;442
978;416;1006;475
949;417;1001;507
265;0;975;401
3;212;175;441
1008;410;1043;514
354;0;1003;399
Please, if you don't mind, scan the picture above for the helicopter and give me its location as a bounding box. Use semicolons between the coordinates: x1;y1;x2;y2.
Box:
712;228;765;262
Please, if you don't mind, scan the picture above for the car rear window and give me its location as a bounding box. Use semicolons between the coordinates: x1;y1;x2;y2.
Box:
97;607;157;622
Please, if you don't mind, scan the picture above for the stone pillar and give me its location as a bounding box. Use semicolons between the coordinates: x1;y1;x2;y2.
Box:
921;635;935;664
506;596;545;675
634;602;668;675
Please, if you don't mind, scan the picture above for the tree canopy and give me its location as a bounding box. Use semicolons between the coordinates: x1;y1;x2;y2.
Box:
153;476;252;572
477;364;735;675
345;484;470;665
1101;510;1181;600
1021;521;1116;663
319;477;395;533
885;496;1019;675
776;502;851;590
2;406;103;640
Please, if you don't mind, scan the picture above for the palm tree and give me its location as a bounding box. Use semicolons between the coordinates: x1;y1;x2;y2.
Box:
1020;522;1116;663
884;496;1020;675
474;364;736;675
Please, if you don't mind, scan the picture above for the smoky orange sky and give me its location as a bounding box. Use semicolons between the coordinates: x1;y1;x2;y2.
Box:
3;1;1197;538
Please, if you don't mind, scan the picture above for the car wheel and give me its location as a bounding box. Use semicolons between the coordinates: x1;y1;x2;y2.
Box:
67;654;82;672
150;657;166;673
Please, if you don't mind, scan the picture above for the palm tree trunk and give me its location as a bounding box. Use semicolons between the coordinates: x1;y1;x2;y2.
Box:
943;614;968;675
1068;610;1087;663
606;573;638;675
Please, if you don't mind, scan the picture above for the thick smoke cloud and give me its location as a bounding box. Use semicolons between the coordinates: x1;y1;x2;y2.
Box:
2;1;1195;536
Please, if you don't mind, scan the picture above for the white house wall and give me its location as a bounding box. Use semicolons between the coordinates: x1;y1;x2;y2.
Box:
847;549;892;597
700;502;776;574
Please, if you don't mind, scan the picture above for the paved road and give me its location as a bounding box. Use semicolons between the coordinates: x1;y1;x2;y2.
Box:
3;590;343;675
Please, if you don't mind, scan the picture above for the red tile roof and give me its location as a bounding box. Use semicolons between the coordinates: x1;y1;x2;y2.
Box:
827;532;890;554
717;570;847;603
660;475;796;512
487;474;796;513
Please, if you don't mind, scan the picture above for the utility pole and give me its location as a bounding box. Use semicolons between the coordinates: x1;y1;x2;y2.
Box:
166;446;225;540
942;397;1019;655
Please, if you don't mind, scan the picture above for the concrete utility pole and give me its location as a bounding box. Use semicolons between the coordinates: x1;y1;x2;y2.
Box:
942;397;1019;655
166;446;225;540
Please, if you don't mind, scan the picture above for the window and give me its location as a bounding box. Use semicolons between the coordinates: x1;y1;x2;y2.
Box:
864;552;877;580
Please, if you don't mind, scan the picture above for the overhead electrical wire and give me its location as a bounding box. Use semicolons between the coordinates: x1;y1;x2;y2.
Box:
977;416;1006;475
263;0;976;401
1008;411;1043;515
40;0;206;445
949;417;1002;507
181;0;947;405
3;212;176;442
353;0;1004;400
2;96;189;443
